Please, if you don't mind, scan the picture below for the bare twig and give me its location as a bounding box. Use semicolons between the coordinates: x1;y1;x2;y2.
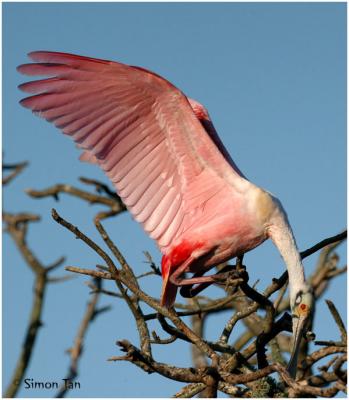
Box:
26;183;125;212
78;176;120;200
86;281;123;299
4;272;47;398
173;382;206;398
56;278;107;397
2;161;28;185
3;212;65;398
300;346;346;370
300;230;347;259
93;214;152;356
109;340;203;383
325;300;347;343
144;294;235;321
143;251;161;276
66;266;114;280
150;331;177;345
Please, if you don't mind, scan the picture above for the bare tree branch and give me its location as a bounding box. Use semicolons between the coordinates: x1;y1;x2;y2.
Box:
7;170;346;397
56;278;109;398
2;161;28;185
26;183;125;212
52;209;220;363
3;212;65;398
325;300;347;343
300;231;347;259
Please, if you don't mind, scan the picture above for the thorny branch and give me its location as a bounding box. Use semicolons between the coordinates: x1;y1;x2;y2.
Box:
5;175;347;397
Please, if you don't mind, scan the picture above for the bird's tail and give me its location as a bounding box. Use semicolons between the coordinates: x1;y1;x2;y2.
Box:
160;255;178;308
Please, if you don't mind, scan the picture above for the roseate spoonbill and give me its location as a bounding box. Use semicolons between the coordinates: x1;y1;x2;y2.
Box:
18;51;313;376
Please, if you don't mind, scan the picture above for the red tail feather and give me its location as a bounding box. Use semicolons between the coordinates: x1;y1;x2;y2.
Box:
160;255;178;308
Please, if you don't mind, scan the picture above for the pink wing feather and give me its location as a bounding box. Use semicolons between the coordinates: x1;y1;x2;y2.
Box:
18;51;246;253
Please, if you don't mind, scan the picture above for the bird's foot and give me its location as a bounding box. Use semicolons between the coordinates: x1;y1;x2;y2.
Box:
223;270;244;291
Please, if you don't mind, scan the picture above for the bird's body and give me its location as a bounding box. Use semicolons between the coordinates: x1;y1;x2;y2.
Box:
160;183;268;303
18;51;313;376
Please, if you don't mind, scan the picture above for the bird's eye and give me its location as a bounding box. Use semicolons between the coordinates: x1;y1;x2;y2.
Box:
298;303;309;315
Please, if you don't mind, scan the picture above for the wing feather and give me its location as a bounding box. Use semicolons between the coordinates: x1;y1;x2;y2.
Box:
150;192;181;238
110;135;163;183
18;51;247;253
118;144;167;192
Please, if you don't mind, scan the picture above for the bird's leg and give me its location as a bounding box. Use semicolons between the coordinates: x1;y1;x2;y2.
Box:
170;269;226;287
235;254;244;270
169;255;245;298
179;269;215;298
177;264;241;298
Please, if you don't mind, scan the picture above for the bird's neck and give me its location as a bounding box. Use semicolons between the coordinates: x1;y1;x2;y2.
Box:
268;206;307;299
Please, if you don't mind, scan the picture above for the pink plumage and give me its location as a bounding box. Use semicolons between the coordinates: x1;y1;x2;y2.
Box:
16;52;282;307
18;51;315;377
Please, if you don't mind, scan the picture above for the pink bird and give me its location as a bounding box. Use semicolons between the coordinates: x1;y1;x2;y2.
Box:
18;51;313;376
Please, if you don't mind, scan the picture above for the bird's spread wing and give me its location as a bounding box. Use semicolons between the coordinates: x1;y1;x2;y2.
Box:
18;51;246;252
186;98;246;179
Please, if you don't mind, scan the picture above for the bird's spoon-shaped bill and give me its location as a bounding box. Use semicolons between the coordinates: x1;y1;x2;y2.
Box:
287;313;309;378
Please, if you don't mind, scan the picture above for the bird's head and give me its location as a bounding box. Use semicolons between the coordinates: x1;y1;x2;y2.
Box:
288;286;314;378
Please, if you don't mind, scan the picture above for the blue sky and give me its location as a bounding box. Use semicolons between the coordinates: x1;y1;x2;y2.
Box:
3;2;346;398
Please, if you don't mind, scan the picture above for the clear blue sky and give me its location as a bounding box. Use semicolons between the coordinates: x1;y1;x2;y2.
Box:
3;2;346;398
